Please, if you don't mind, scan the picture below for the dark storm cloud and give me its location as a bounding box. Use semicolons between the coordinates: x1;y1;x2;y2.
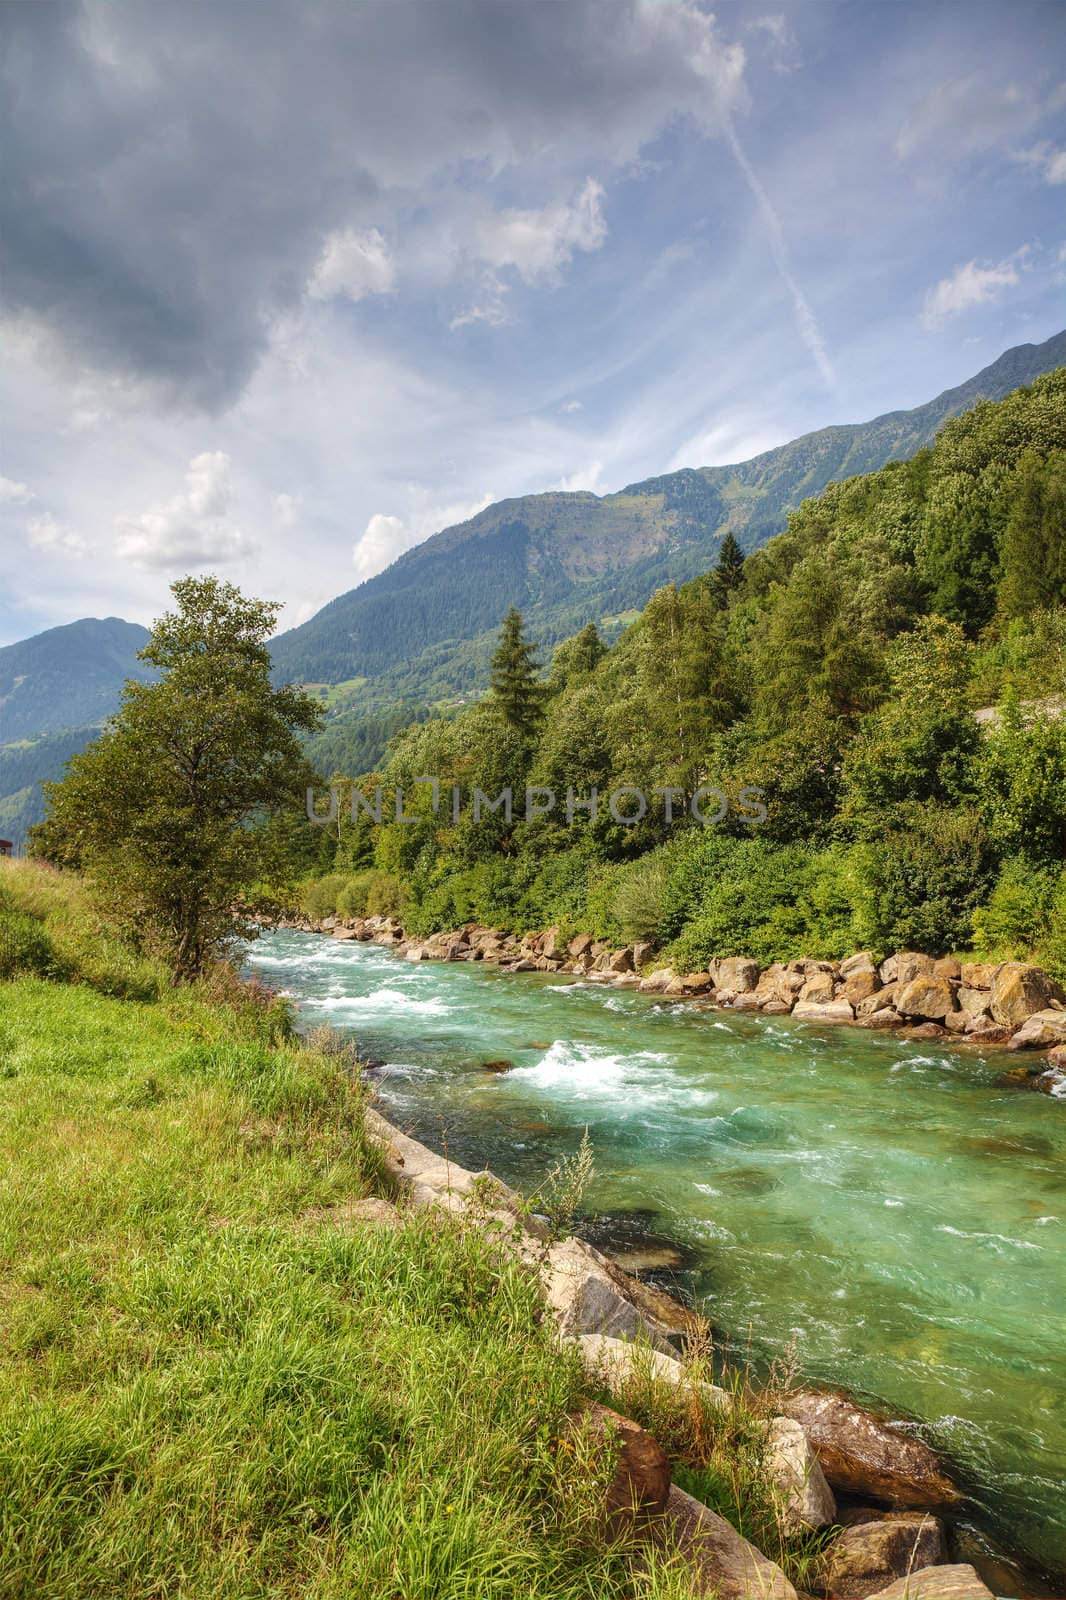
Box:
0;0;739;408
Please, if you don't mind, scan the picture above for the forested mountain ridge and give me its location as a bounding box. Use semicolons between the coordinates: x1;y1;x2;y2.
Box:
271;328;1066;697
0;617;153;846
293;367;1066;976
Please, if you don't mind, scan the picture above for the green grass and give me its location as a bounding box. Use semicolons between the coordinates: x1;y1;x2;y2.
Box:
0;860;821;1598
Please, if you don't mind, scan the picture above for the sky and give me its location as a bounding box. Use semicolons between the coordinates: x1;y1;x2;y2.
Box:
1;0;1065;647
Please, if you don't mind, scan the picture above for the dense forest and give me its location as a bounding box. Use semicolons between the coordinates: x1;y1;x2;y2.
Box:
275;370;1066;970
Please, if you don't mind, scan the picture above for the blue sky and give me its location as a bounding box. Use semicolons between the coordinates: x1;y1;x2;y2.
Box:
1;0;1064;646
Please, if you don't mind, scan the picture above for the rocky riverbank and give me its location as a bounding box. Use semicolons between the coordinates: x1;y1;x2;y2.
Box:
364;1097;1005;1600
281;913;1066;1097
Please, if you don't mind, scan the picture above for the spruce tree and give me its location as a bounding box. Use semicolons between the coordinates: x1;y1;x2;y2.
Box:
489;607;543;740
709;531;745;605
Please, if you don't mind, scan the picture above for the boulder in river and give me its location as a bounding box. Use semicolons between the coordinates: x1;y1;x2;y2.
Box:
826;1514;946;1598
793;998;855;1023
864;1566;994;1600
989;962;1065;1026
766;1416;836;1533
712;956;759;993
781;1390;962;1508
896;975;956;1020
541;1236;679;1351
881;952;934;986
1007;1007;1066;1049
798;971;836;1004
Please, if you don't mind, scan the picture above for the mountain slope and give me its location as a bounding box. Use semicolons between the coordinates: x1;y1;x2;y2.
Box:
0;616;152;741
0;617;152;846
272;328;1066;698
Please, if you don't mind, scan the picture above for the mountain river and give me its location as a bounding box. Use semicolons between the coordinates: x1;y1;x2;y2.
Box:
245;928;1066;1586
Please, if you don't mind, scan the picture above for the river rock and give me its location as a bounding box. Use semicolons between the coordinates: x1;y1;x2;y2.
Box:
843;970;881;1005
799;971;836;1004
606;947;635;973
578;1333;730;1411
826;1515;946;1598
568;933;593;958
404;944;425;961
755;964;804;1005
541;1236;677;1351
943;1009;970;1033
907;1021;948;1040
857;983;898;1016
881;952;934;986
655;1486;797;1600
956;986;991;1020
964;1022;1013;1046
781;1391;961;1507
712;956;758;994
1035;1064;1066;1097
793;998;855;1023
958;962;1000;991
896;975;956;1021
1007;1007;1066;1049
989;962;1065;1026
640;967;676;992
857;1009;905;1028
864;1566;994;1600
632;941;655;968
840;951;878;978
932;957;961;980
331;925;361;940
766;1416;836;1533
666;971;714;995
566;1401;670;1526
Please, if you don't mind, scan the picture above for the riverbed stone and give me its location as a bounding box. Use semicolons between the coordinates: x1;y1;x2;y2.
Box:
989;962;1065;1026
958;962;1000;991
956;986;991;1021
896;975;956;1021
843;970;881;1005
566;1401;670;1526
864;1566;994;1600
541;1236;677;1352
712;957;758;993
665;971;714;995
639;967;676;992
857;982;899;1016
840;951;878;978
1007;1007;1066;1049
578;1333;730;1411
826;1515;946;1599
782;1391;961;1507
766;1416;836;1533
799;971;836;1004
881;952;934;986
964;1023;1013;1045
857;1008;905;1028
654;1486;797;1600
793;998;855;1023
755;964;804;1005
943;1009;970;1033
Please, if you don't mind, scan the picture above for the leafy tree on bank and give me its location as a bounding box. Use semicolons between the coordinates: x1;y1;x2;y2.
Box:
31;577;322;980
489;607;544;741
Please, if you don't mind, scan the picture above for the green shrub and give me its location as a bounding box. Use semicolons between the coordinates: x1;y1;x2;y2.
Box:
612;849;671;942
365;871;406;919
971;857;1057;958
298;873;350;921
0;908;67;981
336;871;375;919
852;804;992;955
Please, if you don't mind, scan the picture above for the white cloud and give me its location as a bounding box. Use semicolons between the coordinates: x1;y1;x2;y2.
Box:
473;178;607;285
895;75;1028;162
561;399;583;414
556;460;607;494
273;492;302;529
308;227;396;302
921;256;1022;328
27;514;87;557
114;451;256;568
748;15;800;73
448;288;512;331
1018;142;1066;185
667;416;787;472
352;491;494;582
0;474;33;504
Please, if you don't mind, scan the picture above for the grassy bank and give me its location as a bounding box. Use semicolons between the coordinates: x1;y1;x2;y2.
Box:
0;861;822;1599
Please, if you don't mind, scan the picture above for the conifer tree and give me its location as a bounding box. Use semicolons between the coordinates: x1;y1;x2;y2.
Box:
709;531;745;605
489;607;543;740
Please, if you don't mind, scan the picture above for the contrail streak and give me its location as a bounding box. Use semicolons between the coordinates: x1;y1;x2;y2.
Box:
722;113;836;390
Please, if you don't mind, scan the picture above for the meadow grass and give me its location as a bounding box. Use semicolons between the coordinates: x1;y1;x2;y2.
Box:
0;860;818;1598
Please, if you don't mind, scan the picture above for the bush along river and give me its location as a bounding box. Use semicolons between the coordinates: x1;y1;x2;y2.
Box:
245;928;1066;1587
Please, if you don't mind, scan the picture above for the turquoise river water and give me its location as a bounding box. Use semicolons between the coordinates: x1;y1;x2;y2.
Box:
245;929;1066;1583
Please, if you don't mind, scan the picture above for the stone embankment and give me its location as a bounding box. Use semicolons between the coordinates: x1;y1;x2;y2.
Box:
287;913;1066;1095
357;1101;994;1600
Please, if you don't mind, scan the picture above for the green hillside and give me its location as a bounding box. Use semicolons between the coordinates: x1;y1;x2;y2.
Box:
271;329;1066;704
